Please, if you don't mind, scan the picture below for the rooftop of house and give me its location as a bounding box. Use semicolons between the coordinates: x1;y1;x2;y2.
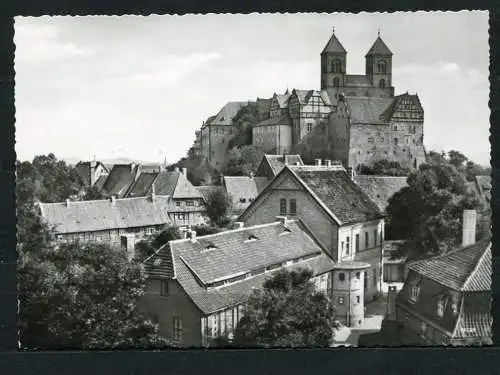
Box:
353;175;408;212
143;219;335;314
261;154;304;176
407;239;491;292
38;195;173;234
288;165;384;225
126;170;204;200
102;164;139;197
206;101;251;126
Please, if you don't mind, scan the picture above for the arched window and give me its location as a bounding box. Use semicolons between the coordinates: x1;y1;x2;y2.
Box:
377;60;387;73
332;59;341;73
379;79;386;88
333;77;340;87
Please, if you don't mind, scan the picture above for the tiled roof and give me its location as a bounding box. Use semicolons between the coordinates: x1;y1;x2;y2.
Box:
127;172;159;197
345;75;372;87
39;196;173;234
143;244;175;279
365;36;393;56
353;175;408;212
256;97;272;120
209;101;250;126
263;154;304;176
289;166;384;225
292;89;314;105
254;114;292;127
94;175;108;190
144;219;335;314
475;175;491;203
322;31;347;54
453;292;492;340
407;239;491;291
344;97;394;125
127;171;203;200
224;176;269;213
380;93;422;121
103;164;139;197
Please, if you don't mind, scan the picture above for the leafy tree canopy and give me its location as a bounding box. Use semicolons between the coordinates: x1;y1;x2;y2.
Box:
205;188;232;227
426;149;490;181
233;269;338;348
358;160;411;176
223;145;265;176
227;102;261;149
18;209;168;349
134;225;182;262
386;161;488;260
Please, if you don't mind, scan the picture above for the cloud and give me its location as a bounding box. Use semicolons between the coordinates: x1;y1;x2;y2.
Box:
14;22;95;64
118;52;222;89
439;62;460;74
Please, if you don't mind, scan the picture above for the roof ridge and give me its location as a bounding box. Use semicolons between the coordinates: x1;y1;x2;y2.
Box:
461;242;491;291
39;194;172;206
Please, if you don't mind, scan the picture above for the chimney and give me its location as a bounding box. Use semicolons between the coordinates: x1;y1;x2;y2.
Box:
314;158;322;166
386;286;398;321
65;198;70;207
276;216;288;225
180;226;190;239
190;230;197;243
121;233;137;261
284;154;289;165
220;173;225;186
462;209;477;246
295;162;301;166
111;195;116;203
325;159;332;167
249;172;254;179
234;222;245;229
182;167;187;177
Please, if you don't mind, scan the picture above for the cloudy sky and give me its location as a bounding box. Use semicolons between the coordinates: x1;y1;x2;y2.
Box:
14;11;489;165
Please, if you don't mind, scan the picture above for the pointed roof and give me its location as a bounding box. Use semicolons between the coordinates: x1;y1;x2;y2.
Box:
366;36;393;56
321;30;347;54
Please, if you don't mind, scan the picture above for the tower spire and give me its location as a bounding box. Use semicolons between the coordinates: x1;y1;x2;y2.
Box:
378;28;381;37
332;26;335;34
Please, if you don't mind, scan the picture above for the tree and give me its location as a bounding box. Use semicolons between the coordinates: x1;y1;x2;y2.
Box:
223;145;264;176
447;150;468;169
205;188;232;227
18;206;168;349
386;162;487;260
233;269;338;348
82;185;108;201
134;225;182;262
358;160;411;176
227;102;261;149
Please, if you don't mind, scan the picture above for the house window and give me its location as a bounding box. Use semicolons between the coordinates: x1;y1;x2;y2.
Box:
173;317;183;342
356;272;360;280
379;79;386;89
341;241;344;254
356;295;360;304
307;124;313;132
239;198;247;203
186;201;194;206
437;299;445;317
410;285;420;302
176;201;181;207
338;272;345;282
355;234;359;253
373;268;377;286
365;232;369;249
160;280;169;296
338;296;345;304
364;271;368;290
290;199;297;215
373;230;378;246
346;236;350;255
279;198;287;215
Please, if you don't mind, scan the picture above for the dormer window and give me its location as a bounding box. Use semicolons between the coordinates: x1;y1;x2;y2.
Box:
410;285;420;303
437;299;446;318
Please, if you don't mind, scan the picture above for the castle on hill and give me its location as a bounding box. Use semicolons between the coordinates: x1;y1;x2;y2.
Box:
192;28;426;172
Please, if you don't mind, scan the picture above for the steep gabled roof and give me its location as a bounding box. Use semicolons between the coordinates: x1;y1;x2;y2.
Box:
288;166;384;225
353;175;408;212
344;96;394;125
209;101;250;126
103;164;139;197
39;196;173;234
94;175;108;190
407;239;491;292
365;36;393;56
144;219;335;314
322;31;347;54
126;172;159;197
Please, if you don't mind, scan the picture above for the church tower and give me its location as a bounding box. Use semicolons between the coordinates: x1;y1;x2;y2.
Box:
365;32;394;96
320;27;347;90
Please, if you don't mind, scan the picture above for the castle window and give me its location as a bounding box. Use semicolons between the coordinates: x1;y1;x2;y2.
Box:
338;273;345;282
381;137;384;142
377;60;387;73
379;79;386;88
307;124;313;132
356;272;361;280
356;296;361;304
332;59;341;73
393;125;398;131
333;77;340;87
290;199;297;215
364;271;368;289
355;234;359;253
365;232;369;249
394;138;398;145
368;137;374;143
346;236;350;255
338;296;345;304
373;268;377;286
279;198;287;215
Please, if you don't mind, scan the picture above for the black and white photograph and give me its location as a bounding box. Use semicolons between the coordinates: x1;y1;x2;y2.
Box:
14;11;491;349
